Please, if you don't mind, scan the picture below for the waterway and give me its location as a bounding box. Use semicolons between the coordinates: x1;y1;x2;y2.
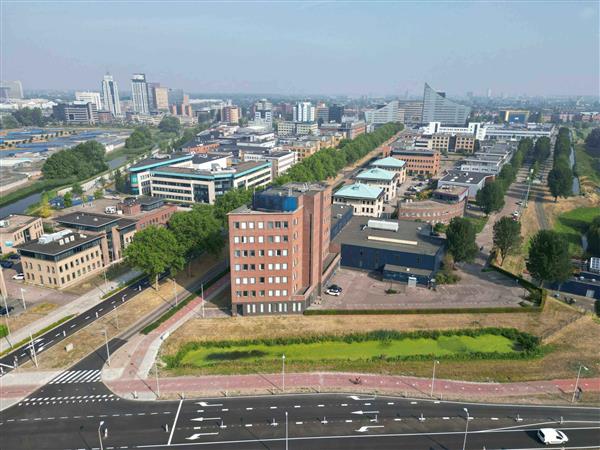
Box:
569;143;581;196
0;156;128;217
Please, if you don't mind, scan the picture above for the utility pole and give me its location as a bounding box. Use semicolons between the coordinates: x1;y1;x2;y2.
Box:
29;332;38;367
101;329;110;366
572;364;589;403
155;349;161;398
430;360;439;398
462;408;470;450
113;305;119;330
285;411;289;450
173;278;178;307
201;283;205;318
2;294;11;318
282;354;286;393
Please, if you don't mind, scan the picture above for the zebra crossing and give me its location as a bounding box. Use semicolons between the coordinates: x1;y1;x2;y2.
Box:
18;394;118;407
48;369;102;384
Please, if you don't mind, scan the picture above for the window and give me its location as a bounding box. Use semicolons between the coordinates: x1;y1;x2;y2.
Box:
282;263;288;270
248;222;255;229
235;264;241;271
233;236;240;244
282;276;288;283
234;222;240;229
258;236;264;243
235;277;241;285
267;250;273;257
282;249;288;256
240;222;247;229
248;236;255;243
258;221;264;229
268;263;274;270
268;290;273;297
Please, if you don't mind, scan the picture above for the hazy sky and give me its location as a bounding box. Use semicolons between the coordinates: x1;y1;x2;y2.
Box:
3;1;599;96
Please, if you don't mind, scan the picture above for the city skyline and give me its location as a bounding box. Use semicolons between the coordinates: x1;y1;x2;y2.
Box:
3;1;598;97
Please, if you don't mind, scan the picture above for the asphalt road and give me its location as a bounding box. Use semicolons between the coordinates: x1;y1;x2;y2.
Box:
1;340;599;450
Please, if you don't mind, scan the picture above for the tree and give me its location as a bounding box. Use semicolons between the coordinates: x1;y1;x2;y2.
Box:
42;140;107;181
493;217;522;265
526;230;572;285
476;181;505;215
71;182;84;196
585;128;600;157
158;116;181;134
445;217;478;263
213;188;254;226
547;163;573;201
113;168;128;193
587;216;600;257
533;136;551;162
124;226;184;290
94;189;104;200
63;191;73;208
32;191;53;218
12;107;46;126
0;114;19;129
125;127;153;149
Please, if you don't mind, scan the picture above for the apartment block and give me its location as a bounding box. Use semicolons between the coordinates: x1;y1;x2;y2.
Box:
228;183;336;316
0;214;44;254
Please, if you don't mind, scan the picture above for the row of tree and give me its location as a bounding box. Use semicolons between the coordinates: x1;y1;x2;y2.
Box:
547;127;574;201
125;127;154;149
275;123;403;184
585;127;600;157
0;107;47;129
41;140;108;181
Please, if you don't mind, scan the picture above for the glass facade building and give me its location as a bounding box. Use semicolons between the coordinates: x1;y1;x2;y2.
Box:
421;83;471;126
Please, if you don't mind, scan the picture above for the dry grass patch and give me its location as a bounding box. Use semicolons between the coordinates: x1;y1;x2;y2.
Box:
4;302;58;333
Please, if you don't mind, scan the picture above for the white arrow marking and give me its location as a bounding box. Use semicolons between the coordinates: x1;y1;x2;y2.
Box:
186;433;219;440
355;425;384;433
196;402;223;407
348;395;375;401
191;417;221;422
351;410;379;415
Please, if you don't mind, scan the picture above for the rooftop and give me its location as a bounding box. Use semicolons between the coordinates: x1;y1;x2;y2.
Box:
56;211;119;228
371;156;406;168
439;170;492;185
334;217;443;256
356;167;396;182
0;214;39;233
129;152;192;171
334;183;384;200
17;231;103;256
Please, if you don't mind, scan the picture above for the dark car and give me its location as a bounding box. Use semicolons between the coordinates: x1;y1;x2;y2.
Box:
8;253;20;260
0;305;14;316
0;260;14;269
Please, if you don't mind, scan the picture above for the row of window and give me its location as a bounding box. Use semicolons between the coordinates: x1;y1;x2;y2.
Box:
232;235;290;244
233;220;291;230
235;289;289;297
235;276;289;284
243;302;303;314
26;262;99;286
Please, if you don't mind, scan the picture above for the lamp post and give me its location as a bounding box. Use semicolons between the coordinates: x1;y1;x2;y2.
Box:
201;283;205;318
172;278;178;307
571;364;589;403
98;421;105;450
20;288;26;311
430;360;439;398
285;411;289;450
101;329;110;366
155;349;161;399
462;408;470;450
2;294;11;318
282;354;286;393
28;332;38;367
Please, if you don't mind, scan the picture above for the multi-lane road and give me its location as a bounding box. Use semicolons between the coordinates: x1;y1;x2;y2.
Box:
1;338;599;450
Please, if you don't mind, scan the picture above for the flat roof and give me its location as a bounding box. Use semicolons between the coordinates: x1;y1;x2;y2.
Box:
0;214;39;233
17;231;102;256
56;212;119;228
334;217;442;256
383;264;433;277
371;156;406;168
334;183;383;200
356;168;396;181
152;160;270;179
129;152;192;170
439;170;491;185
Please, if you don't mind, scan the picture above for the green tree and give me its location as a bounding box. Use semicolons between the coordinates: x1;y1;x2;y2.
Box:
158;116;181;134
0;114;19;129
587;216;600;257
526;230;572;285
12;107;46;126
42;140;107;181
445;217;479;263
125;127;153;149
585;128;600;157
113;168;128;193
63;191;73;208
533;136;551;162
547;163;573;201
493;216;522;265
213;188;254;226
71;182;84;196
94;189;104;200
476;181;505;215
124;226;184;290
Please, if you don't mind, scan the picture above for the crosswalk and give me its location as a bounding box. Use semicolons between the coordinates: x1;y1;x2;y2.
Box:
18;394;118;407
48;369;102;384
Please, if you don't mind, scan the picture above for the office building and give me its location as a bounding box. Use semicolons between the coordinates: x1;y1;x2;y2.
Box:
421;83;471;126
398;101;423;124
397;186;468;224
0;215;44;254
422;122;485;140
53;101;98;125
241;150;297;178
131;73;150;114
370;157;407;184
18;230;106;290
0;86;10;102
222;105;241;124
228;183;336;315
129;152;195;195
253;99;273;127
293;102;315;123
0;80;23;99
281;138;321;161
328;104;344;123
390;147;440;176
355;168;398;202
333;183;384;217
316;104;329;124
481;123;554;141
154;86;169;111
332;218;445;285
101;73;121;117
277;121;319;136
438;170;492;199
364;101;402;125
75;91;102;110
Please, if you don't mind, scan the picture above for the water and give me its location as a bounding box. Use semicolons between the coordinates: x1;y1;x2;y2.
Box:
569;143;580;196
108;156;127;170
0;192;42;217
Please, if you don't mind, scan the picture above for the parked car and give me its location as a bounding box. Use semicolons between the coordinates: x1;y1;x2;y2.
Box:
8;253;20;260
12;273;24;280
326;285;343;296
537;428;568;445
0;305;14;316
0;260;14;269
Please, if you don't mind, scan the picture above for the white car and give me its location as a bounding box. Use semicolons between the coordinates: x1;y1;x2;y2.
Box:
537;428;569;445
12;273;24;280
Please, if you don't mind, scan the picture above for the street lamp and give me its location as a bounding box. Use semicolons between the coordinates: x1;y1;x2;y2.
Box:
285;411;289;450
98;421;105;450
101;329;111;366
172;278;178;307
430;360;439;398
571;364;589;403
20;288;26;311
282;354;286;393
462;408;470;450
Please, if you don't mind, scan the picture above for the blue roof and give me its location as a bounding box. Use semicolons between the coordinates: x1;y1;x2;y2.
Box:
356;167;396;181
371;156;406;168
333;183;383;200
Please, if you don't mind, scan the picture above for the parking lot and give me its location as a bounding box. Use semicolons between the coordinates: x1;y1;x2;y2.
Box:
314;265;526;310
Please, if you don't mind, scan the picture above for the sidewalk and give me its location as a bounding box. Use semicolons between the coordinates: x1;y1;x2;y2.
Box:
0;269;141;353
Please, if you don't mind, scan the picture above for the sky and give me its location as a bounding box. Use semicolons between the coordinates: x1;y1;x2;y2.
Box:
2;1;599;97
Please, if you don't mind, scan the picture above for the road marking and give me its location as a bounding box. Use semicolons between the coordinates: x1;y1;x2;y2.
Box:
351;410;379;415
394;418;402;422
192;417;221;422
295;421;303;425
318;404;325;408
221;408;229;412
491;417;499;421
196;402;223;407
167;400;183;446
269;406;277;410
245;424;252;427
185;433;219;440
294;405;300;408
341;403;348;406
443;417;450;420
387;402;394;405
345;420;353;423
245;407;253;411
363;403;371;406
355;425;384;433
410;401;418;405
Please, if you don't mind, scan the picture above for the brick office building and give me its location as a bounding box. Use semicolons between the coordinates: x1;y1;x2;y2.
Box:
228;183;338;315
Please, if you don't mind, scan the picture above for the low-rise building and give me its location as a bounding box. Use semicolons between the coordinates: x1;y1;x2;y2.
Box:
370;156;407;184
0;214;44;254
53;101;98;125
390;147;440;176
276;121;319;136
241;150;297;178
280;138;320;161
332;183;384;217
438;170;492;199
355;168;398;202
115;196;177;230
397;186;468;224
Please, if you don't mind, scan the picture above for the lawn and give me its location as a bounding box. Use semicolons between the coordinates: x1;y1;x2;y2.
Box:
171;333;519;373
554;206;600;256
464;215;488;234
575;143;600;190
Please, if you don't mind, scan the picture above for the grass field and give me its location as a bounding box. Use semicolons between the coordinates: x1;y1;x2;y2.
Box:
575;143;600;191
554;206;600;256
175;334;516;370
464;215;488;234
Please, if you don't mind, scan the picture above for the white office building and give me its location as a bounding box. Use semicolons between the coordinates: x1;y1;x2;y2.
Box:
364;101;402;125
423;122;486;140
131;73;150;115
75;91;103;110
293;101;315;123
101;73;121;117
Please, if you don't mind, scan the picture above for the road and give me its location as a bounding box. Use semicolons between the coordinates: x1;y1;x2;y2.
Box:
1;339;599;450
0;260;228;376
